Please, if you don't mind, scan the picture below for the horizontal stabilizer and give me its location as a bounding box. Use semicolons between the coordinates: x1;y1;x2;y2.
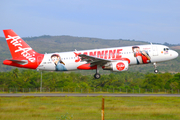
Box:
5;59;28;65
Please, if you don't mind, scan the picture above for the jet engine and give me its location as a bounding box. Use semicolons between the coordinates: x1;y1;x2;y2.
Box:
103;61;129;72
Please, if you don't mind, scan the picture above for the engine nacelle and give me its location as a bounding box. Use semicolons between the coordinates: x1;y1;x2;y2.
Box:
103;61;129;72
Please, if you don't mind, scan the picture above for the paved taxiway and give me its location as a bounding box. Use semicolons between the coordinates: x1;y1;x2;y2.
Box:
0;93;180;97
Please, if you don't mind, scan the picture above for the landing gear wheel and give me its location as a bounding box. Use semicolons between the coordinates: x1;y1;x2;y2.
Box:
154;69;159;73
94;73;101;79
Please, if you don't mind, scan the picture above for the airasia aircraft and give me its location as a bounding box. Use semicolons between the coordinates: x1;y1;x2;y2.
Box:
3;29;179;79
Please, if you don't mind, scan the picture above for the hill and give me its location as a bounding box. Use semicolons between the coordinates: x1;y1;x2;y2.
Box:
0;35;179;73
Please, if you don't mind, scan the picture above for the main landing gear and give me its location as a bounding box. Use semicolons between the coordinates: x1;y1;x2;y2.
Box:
153;62;159;73
94;73;101;79
94;65;101;79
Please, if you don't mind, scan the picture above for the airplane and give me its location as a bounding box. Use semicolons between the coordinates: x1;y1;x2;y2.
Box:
2;29;179;79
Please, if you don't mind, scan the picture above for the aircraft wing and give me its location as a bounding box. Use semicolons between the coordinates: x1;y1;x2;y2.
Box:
78;54;111;66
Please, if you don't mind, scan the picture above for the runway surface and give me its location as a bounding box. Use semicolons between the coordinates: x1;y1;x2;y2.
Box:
0;93;180;97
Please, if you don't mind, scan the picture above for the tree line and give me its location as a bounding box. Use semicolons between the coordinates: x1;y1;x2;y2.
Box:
0;68;180;91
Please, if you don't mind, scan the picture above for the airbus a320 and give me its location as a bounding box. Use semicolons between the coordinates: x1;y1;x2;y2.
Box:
3;29;179;79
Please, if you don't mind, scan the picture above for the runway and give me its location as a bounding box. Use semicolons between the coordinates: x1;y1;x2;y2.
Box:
0;93;180;97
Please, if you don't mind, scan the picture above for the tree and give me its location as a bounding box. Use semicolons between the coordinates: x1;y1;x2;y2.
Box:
143;73;163;89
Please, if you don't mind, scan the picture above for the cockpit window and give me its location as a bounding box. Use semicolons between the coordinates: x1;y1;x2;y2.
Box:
164;48;169;51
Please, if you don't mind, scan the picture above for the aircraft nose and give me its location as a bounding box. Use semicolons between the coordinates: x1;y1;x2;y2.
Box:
172;50;179;58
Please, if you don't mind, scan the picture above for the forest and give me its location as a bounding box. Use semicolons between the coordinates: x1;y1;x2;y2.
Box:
0;35;180;93
0;68;180;92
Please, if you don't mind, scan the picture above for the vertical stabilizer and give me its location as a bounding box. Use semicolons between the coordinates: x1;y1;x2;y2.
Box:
3;29;44;69
3;29;37;62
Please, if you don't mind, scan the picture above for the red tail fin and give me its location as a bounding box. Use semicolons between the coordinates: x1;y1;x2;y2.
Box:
3;29;44;69
3;29;38;62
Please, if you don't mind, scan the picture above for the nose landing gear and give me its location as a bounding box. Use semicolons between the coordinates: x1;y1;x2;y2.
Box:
153;62;159;73
154;69;159;73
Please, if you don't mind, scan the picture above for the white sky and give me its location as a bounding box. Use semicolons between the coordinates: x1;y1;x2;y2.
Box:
0;0;180;44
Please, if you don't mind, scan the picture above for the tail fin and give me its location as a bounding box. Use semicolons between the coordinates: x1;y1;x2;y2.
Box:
3;29;37;62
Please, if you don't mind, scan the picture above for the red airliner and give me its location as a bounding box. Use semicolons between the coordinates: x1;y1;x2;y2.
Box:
3;29;179;79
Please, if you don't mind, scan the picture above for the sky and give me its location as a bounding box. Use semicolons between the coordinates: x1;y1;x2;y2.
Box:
0;0;180;44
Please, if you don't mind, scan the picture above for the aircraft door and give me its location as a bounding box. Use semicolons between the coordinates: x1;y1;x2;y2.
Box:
152;46;158;56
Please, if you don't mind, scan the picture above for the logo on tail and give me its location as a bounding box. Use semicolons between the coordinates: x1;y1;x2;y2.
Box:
4;30;36;62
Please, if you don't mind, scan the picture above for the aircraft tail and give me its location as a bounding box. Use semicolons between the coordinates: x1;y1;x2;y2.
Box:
3;29;38;62
3;29;44;69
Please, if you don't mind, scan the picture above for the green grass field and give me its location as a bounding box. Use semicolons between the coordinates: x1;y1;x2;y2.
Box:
0;96;180;120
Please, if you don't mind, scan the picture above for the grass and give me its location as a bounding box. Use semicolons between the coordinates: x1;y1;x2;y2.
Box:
0;96;180;120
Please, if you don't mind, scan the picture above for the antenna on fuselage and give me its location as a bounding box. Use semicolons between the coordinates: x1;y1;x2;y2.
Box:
75;49;77;51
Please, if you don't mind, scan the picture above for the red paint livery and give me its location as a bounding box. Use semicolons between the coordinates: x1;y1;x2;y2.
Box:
116;62;125;71
3;29;44;69
2;29;178;79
